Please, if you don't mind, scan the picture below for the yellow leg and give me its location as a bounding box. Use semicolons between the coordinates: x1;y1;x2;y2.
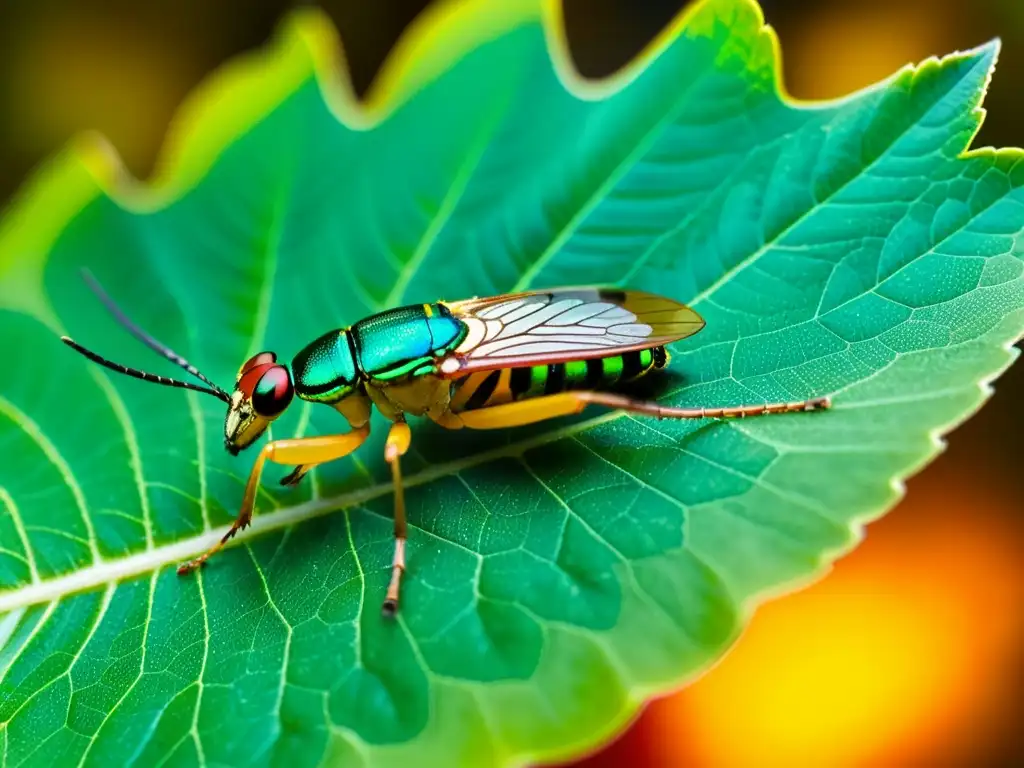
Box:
382;419;412;618
452;391;831;429
177;426;370;574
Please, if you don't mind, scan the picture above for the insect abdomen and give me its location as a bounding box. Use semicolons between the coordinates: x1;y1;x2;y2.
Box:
451;347;668;412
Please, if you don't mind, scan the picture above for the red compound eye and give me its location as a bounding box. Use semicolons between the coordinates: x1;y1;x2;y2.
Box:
251;366;293;418
238;351;277;378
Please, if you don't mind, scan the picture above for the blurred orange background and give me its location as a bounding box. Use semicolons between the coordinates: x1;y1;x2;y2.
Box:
1;1;1021;766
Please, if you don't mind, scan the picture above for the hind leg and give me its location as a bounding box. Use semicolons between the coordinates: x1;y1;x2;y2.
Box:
381;420;412;618
442;391;831;430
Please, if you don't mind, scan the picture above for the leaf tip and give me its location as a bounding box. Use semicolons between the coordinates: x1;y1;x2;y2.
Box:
973;36;1002;61
956;38;1001;90
940;37;1001;86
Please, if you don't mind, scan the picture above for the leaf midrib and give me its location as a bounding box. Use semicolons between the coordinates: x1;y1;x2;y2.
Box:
0;411;621;612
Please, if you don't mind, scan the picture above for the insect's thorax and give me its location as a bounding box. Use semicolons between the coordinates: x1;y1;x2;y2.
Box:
450;346;669;413
290;303;468;420
351;302;467;382
291;328;359;404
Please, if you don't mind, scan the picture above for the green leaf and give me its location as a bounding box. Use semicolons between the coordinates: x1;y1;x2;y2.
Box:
0;0;1021;764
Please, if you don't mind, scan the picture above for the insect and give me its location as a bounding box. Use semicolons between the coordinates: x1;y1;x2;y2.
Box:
62;274;831;617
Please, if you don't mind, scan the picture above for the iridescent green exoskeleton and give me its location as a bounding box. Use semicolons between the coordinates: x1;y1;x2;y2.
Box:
63;275;831;616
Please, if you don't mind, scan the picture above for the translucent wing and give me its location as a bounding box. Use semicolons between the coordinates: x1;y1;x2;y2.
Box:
437;287;704;377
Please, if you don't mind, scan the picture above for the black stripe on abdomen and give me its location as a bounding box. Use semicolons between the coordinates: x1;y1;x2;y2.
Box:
620;350;645;381
510;366;532;399
544;364;566;395
464;370;500;410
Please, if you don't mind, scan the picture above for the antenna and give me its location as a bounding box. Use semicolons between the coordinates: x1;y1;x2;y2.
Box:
60;270;232;404
81;269;230;400
61;337;231;403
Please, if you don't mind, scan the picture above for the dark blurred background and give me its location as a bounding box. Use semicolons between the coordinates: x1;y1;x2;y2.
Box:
0;1;1021;765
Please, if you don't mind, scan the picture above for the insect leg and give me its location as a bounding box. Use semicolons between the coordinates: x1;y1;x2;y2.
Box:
382;419;412;618
451;391;830;429
177;426;370;574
